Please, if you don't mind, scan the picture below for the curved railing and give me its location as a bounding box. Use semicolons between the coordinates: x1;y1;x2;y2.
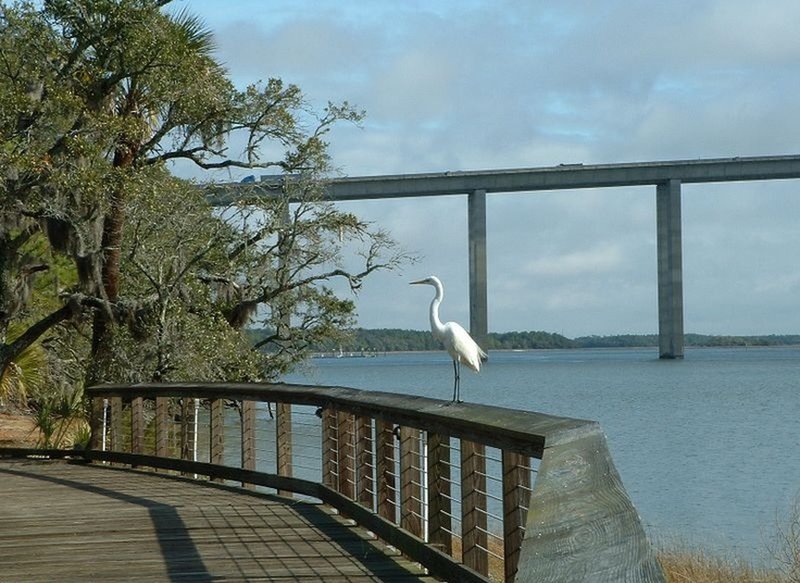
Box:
73;382;664;583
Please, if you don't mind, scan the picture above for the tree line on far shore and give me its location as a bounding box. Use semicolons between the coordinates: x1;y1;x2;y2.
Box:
248;328;800;353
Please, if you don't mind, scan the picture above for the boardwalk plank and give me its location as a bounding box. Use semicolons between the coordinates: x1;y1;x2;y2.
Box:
0;459;432;583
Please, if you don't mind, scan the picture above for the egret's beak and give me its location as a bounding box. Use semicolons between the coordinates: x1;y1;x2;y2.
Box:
409;278;426;285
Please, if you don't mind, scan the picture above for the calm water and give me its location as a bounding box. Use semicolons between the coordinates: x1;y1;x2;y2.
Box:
284;346;800;564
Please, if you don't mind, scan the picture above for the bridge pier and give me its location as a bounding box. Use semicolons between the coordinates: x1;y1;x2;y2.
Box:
468;189;488;350
656;179;684;359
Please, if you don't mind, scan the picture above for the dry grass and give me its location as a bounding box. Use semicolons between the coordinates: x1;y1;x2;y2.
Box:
658;549;787;583
0;411;41;447
657;495;800;583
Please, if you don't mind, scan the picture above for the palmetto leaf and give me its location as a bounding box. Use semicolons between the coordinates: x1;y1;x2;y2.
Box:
0;326;48;408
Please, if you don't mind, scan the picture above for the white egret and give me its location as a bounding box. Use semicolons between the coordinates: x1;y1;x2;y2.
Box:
410;275;487;402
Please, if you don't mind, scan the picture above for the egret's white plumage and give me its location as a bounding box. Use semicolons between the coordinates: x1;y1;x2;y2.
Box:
410;275;487;402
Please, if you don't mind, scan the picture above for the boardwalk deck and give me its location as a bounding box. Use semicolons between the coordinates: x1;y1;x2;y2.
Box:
0;459;433;582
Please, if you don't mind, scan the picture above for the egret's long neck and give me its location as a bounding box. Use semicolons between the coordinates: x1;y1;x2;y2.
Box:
429;280;446;339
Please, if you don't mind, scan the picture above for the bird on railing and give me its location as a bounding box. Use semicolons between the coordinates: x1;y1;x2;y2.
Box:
410;275;487;402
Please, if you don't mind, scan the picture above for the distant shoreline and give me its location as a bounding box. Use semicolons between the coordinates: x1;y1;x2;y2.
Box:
267;328;800;354
312;343;800;358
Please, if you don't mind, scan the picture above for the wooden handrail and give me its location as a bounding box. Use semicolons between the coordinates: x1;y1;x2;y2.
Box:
84;382;666;583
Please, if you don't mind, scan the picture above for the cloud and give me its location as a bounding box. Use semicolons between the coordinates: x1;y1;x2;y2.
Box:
179;0;800;335
522;244;624;277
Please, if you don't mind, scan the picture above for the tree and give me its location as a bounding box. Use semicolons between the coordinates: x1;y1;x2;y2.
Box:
208;176;408;376
0;0;405;393
109;171;408;383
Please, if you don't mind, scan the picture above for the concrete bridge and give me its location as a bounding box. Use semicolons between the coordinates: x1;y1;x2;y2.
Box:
208;154;800;358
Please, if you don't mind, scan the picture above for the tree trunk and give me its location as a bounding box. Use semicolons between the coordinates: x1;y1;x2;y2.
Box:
87;145;136;385
0;235;10;345
0;303;74;385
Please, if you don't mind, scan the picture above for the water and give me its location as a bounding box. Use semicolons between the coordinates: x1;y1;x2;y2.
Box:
284;346;800;565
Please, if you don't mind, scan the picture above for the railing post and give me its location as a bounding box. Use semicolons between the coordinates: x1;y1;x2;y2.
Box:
110;397;123;453
503;451;531;583
337;411;355;499
276;402;292;496
241;400;256;489
155;397;170;459
376;419;396;522
180;398;195;476
427;432;452;554
321;408;338;489
461;439;488;574
210;398;224;482
356;417;374;509
400;426;423;537
131;396;144;458
88;396;105;451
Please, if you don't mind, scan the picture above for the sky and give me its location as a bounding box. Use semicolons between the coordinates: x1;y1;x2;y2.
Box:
175;0;800;336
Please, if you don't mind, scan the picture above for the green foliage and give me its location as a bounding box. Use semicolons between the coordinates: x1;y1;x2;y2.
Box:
30;385;89;449
301;329;800;352
487;330;576;350
0;326;48;408
574;334;660;348
99;309;263;384
0;0;403;396
575;334;800;348
298;328;575;352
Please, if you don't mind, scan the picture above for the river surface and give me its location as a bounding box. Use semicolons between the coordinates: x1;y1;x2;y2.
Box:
283;346;800;565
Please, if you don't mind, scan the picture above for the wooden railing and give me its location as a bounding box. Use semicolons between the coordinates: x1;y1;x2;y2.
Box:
81;382;666;583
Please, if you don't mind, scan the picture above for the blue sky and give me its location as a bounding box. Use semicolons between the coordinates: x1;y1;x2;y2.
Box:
174;0;800;336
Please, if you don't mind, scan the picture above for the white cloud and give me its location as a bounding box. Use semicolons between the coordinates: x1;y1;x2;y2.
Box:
179;0;800;334
522;244;624;277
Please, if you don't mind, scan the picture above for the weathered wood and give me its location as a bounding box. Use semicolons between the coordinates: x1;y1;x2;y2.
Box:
321;482;494;583
241;400;256;489
131;396;144;457
321;408;337;489
356;416;374;509
400;426;422;537
276;401;292;496
155;397;170;459
209;398;224;483
179;398;196;476
337;411;355;499
427;432;452;555
88;396;105;450
518;429;667;582
375;419;396;523
86;382;600;457
83;382;666;583
110;396;123;452
461;439;488;574
502;451;531;583
0;459;434;583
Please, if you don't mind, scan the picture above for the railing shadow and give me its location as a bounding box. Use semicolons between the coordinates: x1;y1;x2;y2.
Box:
0;462;214;583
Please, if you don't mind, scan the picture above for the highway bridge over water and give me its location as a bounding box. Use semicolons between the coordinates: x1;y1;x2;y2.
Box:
208;154;800;358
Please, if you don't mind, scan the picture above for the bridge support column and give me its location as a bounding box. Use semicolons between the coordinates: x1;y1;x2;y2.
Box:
468;189;488;350
656;179;684;359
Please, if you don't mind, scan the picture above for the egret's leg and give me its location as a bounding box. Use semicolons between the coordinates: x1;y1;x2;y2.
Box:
455;360;462;403
452;359;458;402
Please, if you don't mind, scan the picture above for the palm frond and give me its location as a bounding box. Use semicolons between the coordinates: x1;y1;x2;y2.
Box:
0;327;48;408
170;7;215;55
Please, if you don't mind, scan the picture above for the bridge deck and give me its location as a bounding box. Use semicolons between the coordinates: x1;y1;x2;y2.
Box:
0;459;432;582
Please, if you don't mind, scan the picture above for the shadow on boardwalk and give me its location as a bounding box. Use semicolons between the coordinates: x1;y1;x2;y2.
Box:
0;459;432;582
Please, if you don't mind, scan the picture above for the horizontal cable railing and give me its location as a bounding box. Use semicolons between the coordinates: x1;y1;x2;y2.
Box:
73;381;664;583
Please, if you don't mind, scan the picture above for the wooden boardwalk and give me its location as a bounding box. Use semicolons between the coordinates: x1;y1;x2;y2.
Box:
0;459;433;582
